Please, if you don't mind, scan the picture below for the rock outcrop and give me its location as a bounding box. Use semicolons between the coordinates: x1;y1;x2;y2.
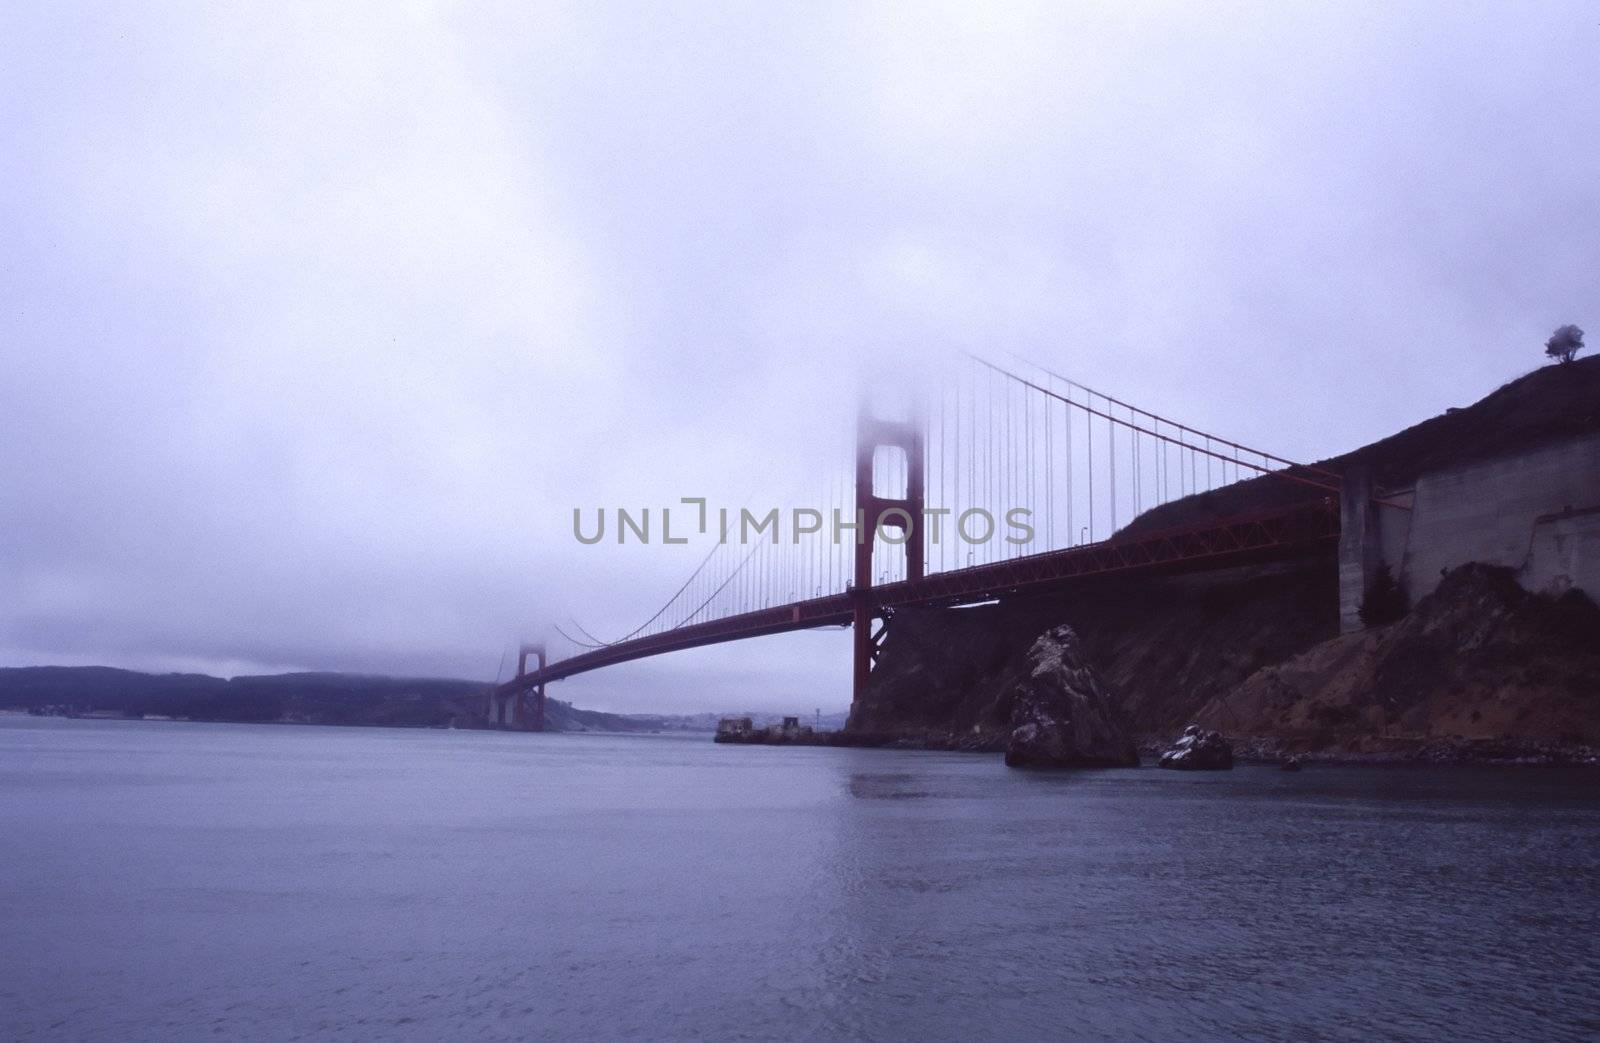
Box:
1157;724;1235;770
1003;626;1139;769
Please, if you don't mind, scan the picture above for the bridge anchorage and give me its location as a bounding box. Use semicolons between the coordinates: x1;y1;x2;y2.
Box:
493;355;1390;730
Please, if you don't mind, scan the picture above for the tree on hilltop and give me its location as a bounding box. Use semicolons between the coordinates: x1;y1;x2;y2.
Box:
1545;324;1585;364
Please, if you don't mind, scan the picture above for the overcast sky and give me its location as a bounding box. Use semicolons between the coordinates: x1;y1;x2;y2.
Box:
2;2;1596;714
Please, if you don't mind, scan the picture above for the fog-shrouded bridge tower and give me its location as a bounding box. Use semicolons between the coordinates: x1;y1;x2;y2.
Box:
851;408;924;713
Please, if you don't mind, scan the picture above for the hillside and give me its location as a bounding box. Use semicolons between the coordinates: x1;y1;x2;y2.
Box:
0;667;650;733
1194;564;1600;757
852;560;1335;746
852;357;1600;760
1123;355;1600;536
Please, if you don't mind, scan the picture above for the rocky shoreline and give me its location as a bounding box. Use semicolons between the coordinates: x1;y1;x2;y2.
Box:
1214;735;1600;768
717;725;1600;767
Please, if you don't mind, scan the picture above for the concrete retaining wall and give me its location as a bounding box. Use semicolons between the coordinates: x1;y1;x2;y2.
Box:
1397;432;1600;603
1525;506;1600;598
1337;433;1600;630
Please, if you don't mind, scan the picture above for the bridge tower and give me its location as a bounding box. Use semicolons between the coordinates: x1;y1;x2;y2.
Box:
488;644;547;729
852;408;924;708
516;644;547;730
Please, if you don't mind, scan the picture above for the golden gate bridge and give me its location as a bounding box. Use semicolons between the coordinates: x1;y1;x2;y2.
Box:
490;355;1347;728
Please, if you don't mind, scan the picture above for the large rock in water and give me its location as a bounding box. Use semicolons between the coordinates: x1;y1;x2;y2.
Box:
1004;626;1139;769
1158;725;1235;770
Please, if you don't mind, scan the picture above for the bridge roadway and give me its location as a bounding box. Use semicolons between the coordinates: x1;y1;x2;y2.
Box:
499;499;1339;694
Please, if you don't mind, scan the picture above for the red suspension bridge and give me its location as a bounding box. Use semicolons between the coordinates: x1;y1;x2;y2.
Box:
491;356;1350;728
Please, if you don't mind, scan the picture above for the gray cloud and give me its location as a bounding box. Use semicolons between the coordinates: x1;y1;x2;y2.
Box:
3;2;1596;713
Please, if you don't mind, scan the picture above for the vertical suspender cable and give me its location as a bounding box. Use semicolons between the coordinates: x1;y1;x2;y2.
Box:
1109;403;1117;535
1045;377;1053;550
1065;388;1074;545
1087;392;1095;543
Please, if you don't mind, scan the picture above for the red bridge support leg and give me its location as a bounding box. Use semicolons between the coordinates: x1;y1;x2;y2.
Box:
851;407;924;710
851;598;874;702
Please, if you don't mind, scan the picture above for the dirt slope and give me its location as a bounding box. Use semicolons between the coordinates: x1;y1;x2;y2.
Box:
1192;564;1600;755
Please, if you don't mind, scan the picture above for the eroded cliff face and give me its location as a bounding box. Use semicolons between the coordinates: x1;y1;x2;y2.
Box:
848;558;1600;758
848;558;1338;744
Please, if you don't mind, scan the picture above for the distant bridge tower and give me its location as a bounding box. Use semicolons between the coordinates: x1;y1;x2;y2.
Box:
517;644;546;730
488;643;546;729
852;407;924;708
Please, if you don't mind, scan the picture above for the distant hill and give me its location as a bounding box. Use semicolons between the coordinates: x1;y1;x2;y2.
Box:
0;666;651;732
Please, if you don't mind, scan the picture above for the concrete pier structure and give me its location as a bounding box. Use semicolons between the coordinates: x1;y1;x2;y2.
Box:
1399;433;1600;602
1339;433;1600;632
1337;465;1376;634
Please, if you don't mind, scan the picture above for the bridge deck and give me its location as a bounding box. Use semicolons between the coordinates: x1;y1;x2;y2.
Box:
501;500;1338;692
